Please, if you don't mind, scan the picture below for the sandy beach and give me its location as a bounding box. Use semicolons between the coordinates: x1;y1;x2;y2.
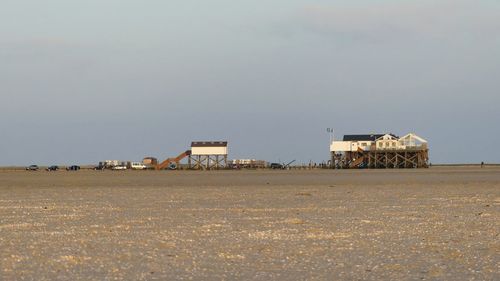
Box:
1;167;498;280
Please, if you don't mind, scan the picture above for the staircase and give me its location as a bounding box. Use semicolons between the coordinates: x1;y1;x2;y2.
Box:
349;147;366;168
156;150;191;170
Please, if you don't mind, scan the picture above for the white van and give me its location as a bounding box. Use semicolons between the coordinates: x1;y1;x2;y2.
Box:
111;165;127;170
129;162;147;170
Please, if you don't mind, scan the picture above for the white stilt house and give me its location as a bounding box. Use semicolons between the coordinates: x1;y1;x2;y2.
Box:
330;133;429;169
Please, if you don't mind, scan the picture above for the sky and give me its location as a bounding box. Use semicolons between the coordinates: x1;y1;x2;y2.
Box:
1;0;499;165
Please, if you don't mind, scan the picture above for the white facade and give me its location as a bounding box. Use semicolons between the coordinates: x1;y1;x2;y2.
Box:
330;141;351;152
375;134;399;150
330;141;373;152
330;133;427;152
191;146;228;156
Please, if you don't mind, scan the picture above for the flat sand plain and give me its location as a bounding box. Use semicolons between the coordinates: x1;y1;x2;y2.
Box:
1;167;499;280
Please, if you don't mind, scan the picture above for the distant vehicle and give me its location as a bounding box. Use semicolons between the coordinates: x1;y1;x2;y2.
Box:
129;162;147;170
168;162;177;170
46;165;59;171
269;163;283;169
111;165;127;170
26;165;39;171
66;165;80;171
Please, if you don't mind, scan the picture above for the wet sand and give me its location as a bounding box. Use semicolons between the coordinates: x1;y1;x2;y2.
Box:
1;167;499;280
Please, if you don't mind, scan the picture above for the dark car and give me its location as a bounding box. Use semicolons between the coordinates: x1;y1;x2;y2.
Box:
26;165;39;171
269;163;283;169
66;165;81;171
46;165;59;171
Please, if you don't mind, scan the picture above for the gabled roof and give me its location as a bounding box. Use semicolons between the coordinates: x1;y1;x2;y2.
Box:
376;134;399;141
191;141;228;147
399;133;427;143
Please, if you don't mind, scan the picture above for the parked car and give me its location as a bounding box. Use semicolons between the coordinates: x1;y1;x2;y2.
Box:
111;165;127;170
66;165;80;171
46;165;59;171
269;163;283;169
26;165;39;171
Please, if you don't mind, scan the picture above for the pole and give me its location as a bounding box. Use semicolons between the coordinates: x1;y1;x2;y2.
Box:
327;128;334;143
327;128;335;169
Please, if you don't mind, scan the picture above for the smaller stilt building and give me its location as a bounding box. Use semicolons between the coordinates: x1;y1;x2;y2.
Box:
330;133;429;169
188;141;228;170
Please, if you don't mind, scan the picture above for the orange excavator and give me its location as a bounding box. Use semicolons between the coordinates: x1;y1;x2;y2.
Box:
155;150;191;170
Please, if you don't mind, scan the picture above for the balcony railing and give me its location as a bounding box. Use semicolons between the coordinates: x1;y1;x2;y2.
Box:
372;143;428;151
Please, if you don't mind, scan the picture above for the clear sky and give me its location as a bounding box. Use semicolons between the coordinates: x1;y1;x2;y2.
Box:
1;0;499;165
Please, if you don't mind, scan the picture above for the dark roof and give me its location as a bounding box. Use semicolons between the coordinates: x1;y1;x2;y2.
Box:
342;134;398;141
191;141;228;147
